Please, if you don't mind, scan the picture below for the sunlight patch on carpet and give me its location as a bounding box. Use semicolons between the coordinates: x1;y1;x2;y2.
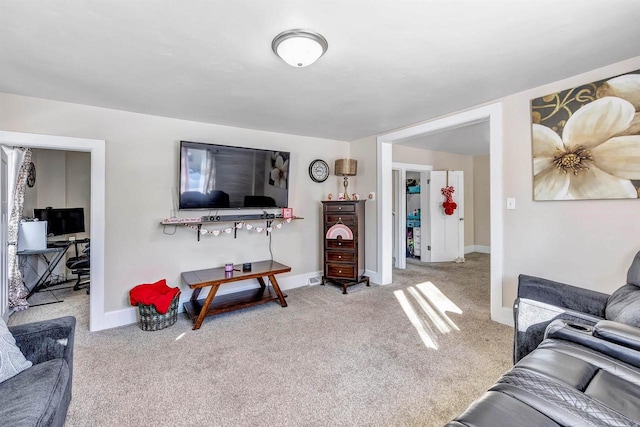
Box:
416;281;462;331
394;282;463;349
394;289;438;349
408;286;452;334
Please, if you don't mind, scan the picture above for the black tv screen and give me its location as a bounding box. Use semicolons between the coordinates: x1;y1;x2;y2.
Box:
179;141;290;210
33;207;85;236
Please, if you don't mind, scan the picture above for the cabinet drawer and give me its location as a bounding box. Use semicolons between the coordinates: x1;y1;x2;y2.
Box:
326;263;356;279
325;204;355;213
413;227;421;237
326;251;355;263
326;239;354;249
326;214;355;225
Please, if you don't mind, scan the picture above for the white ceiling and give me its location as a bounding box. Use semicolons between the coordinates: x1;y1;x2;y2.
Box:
1;0;639;143
396;121;490;156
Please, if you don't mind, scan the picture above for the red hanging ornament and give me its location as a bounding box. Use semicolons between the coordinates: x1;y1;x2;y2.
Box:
441;185;457;216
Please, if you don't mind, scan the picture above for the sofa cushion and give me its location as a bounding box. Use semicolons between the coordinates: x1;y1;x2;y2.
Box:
627;250;640;287
0;358;70;427
450;390;562;427
448;336;640;426
606;284;640;328
0;317;32;383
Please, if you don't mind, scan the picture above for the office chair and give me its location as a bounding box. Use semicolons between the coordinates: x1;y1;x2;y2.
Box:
66;243;90;293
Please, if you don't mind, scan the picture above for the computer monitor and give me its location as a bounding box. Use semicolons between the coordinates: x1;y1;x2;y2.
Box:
33;207;85;236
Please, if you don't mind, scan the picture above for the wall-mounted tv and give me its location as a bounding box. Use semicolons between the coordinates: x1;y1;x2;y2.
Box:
33;207;85;236
179;141;290;210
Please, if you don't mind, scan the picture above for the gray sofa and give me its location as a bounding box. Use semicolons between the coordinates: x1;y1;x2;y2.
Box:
0;316;76;427
446;251;640;426
514;250;640;362
447;318;640;426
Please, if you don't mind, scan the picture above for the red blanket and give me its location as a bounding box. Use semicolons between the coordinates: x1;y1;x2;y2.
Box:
129;279;180;314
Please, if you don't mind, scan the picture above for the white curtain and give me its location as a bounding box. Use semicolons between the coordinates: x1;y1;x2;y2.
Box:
2;146;31;310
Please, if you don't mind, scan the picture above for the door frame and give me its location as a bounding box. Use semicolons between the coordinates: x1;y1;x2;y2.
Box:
392;162;433;269
377;102;511;325
1;149;8;321
0;131;106;331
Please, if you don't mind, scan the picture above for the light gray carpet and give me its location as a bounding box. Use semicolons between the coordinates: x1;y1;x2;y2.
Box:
9;253;513;426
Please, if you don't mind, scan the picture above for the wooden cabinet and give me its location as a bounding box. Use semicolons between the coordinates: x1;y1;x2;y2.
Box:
321;200;370;294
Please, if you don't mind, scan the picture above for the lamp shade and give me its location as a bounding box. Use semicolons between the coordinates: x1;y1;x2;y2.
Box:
272;29;328;67
335;159;358;176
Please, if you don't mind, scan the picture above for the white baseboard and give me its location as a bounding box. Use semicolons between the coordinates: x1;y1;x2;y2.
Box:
491;306;514;327
102;271;513;330
465;245;491;254
365;269;381;285
102;307;138;329
99;270;322;330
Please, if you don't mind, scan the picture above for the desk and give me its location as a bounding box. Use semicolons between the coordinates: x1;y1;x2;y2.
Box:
17;247;67;303
182;260;290;330
17;238;90;304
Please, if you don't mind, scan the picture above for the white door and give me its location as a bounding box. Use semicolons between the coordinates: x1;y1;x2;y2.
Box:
428;170;464;262
1;149;8;321
392;170;399;267
418;171;430;261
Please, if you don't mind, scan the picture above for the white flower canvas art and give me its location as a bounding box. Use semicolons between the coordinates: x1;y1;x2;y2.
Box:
531;70;640;200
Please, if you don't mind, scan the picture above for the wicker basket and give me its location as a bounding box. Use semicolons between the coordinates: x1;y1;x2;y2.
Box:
136;293;180;331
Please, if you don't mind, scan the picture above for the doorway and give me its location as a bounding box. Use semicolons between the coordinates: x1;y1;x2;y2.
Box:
392;163;432;269
377;103;511;325
0;131;106;331
1;149;8;321
23;148;91;305
393;164;466;267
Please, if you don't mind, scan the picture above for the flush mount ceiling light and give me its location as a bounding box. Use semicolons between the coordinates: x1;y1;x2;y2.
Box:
272;29;328;67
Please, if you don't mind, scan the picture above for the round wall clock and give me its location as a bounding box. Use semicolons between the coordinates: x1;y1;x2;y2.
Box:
27;162;36;187
309;159;329;183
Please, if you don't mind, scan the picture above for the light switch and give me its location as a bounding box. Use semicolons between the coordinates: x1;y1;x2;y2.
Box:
506;198;516;210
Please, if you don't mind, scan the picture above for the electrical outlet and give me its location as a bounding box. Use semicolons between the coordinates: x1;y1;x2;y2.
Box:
368;192;376;201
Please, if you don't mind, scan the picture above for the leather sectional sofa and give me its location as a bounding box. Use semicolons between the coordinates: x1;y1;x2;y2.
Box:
447;251;640;426
447;319;640;426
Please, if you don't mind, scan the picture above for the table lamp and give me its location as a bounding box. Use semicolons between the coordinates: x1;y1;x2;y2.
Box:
334;159;358;200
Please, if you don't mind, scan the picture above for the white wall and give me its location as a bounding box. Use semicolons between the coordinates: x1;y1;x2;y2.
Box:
24;149;91;241
499;57;640;305
353;55;640;310
34;150;66;209
66;150;91;237
3;55;638;319
473;154;490;248
0;93;349;313
349;136;378;275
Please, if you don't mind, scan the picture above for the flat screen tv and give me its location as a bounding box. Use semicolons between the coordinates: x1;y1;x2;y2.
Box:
33;207;85;236
179;141;290;210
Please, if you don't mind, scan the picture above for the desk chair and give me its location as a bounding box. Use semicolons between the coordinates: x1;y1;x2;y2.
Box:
66;244;90;293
